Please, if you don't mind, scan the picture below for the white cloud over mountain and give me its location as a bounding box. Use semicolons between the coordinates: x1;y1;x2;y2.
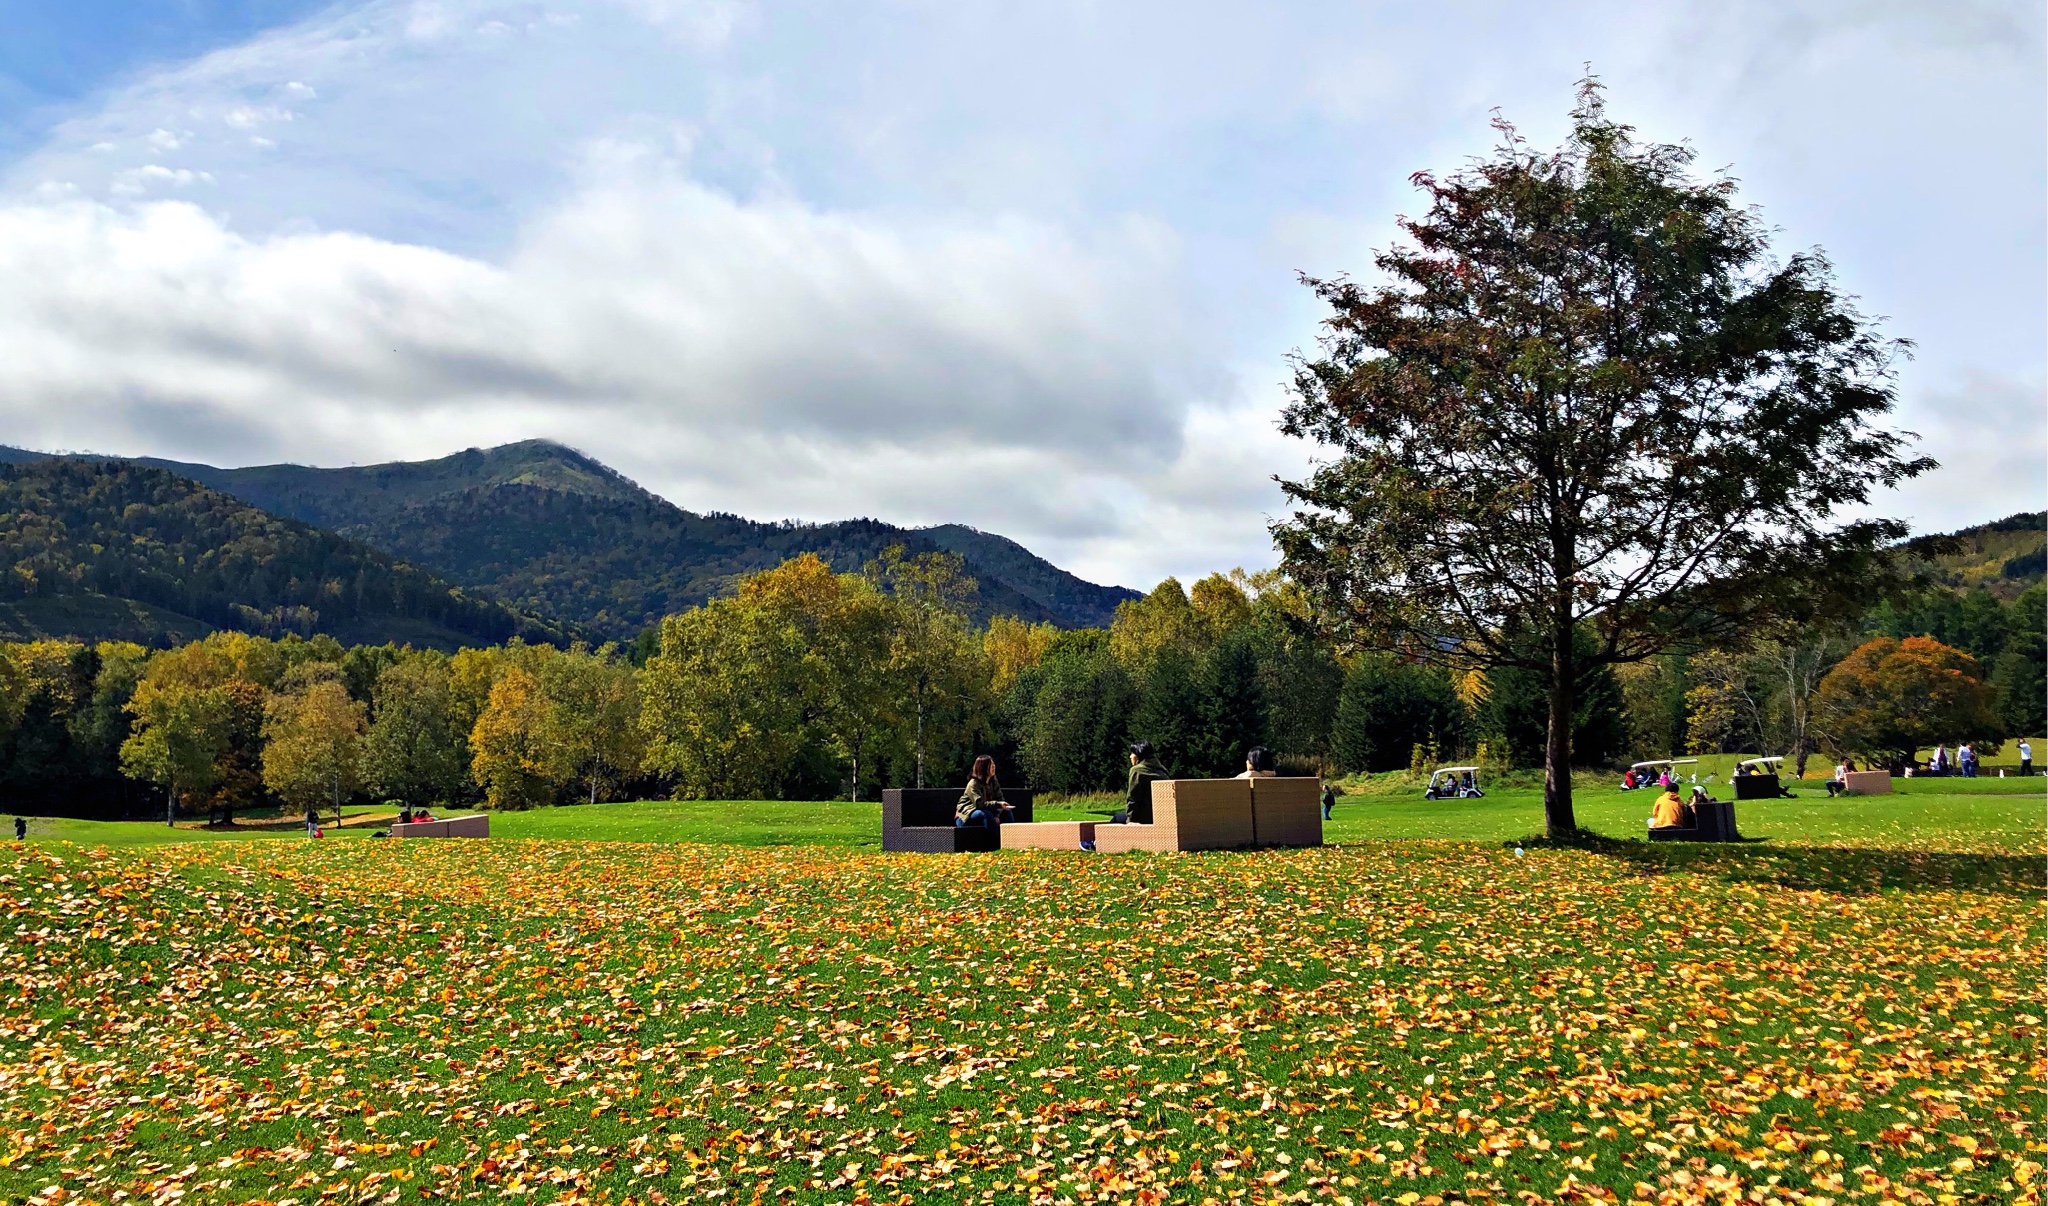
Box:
1;0;2040;586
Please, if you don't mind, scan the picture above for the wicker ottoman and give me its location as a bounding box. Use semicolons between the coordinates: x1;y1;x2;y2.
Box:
1000;821;1098;850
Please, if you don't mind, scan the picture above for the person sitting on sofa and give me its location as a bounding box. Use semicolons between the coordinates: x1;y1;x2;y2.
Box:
1650;786;1689;829
1120;742;1170;824
956;756;1013;828
1235;746;1278;779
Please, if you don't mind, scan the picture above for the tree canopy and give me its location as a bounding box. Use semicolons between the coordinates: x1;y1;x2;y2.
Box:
1814;636;2001;765
1273;81;1931;836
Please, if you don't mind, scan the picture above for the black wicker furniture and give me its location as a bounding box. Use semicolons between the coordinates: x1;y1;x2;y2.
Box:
1648;798;1742;843
882;788;1035;853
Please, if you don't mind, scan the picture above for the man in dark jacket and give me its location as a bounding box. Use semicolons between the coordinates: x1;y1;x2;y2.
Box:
1122;742;1169;824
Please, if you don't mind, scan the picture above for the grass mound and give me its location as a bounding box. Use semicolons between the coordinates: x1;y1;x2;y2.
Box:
0;838;2039;1205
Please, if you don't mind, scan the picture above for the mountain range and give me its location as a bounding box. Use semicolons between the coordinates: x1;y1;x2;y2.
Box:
0;441;1139;646
0;458;574;649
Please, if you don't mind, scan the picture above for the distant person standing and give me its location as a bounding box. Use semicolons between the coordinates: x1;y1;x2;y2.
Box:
1321;783;1338;820
1932;744;1949;776
1960;742;1977;778
11;817;23;841
2021;738;2034;777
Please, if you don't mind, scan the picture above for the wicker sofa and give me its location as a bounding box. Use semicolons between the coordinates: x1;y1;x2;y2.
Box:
881;788;1036;853
1092;777;1323;853
391;814;490;838
1647;798;1742;843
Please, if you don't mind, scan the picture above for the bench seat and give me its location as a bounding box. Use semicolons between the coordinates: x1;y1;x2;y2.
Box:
1000;821;1097;851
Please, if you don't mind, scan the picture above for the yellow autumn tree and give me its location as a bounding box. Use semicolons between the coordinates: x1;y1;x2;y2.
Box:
260;679;366;823
983;615;1058;693
1188;573;1254;644
1108;578;1203;670
469;667;570;810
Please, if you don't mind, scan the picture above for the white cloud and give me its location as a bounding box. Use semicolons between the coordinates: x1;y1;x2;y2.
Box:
223;104;294;130
1887;373;2048;532
108;165;214;194
0;155;1259;585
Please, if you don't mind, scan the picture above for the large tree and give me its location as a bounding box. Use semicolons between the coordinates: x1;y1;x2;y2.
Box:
639;563;825;801
873;548;985;788
260;679;366;824
469;666;571;810
1273;82;1929;836
541;646;646;808
361;653;470;809
1814;636;2001;768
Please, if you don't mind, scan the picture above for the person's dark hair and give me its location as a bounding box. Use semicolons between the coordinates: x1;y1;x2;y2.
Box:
1246;746;1275;772
1128;740;1154;759
971;755;996;781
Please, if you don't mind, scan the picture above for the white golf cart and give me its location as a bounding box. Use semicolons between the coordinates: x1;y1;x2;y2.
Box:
1732;756;1794;800
1625;758;1701;789
1424;765;1484;799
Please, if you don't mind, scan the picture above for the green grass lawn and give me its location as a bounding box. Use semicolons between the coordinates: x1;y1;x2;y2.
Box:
16;773;2044;854
1323;776;2046;853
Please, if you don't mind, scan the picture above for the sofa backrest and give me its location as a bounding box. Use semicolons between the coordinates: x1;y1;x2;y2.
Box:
1154;778;1254;850
1250;777;1322;847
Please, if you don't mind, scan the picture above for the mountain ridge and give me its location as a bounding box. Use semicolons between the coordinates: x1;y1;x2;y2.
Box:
0;458;576;650
0;441;1141;637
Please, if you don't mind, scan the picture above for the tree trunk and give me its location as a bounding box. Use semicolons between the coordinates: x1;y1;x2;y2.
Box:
1543;638;1578;839
589;774;598;807
914;684;926;789
850;745;860;804
166;776;175;828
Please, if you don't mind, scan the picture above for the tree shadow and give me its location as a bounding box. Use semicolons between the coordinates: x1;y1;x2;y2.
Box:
1516;832;2046;898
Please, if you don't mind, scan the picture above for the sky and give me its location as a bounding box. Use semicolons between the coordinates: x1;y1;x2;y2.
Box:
0;0;2041;589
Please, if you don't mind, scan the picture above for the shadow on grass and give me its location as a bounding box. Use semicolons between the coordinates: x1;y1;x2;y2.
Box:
1516;832;2046;898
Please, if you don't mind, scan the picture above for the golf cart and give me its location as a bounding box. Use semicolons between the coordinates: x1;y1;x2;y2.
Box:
1732;756;1795;800
1624;758;1700;790
1424;766;1484;799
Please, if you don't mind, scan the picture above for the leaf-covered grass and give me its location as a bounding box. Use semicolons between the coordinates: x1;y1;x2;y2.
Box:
0;835;2039;1206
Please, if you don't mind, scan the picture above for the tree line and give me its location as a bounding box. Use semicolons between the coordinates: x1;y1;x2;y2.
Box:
0;541;2033;822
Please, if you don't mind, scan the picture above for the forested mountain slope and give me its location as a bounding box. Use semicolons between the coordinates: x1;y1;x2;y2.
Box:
0;460;573;649
1901;511;2045;599
920;524;1134;628
0;442;1137;638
